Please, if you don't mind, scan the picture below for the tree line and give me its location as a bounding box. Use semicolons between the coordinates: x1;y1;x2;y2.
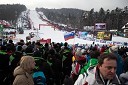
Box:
0;4;127;31
36;7;128;31
0;4;27;25
82;7;128;31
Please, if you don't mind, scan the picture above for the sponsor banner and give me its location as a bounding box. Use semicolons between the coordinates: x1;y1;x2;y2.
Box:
106;41;113;45
95;23;106;30
97;32;112;41
78;32;88;39
97;32;104;39
113;42;123;46
95;39;100;42
100;40;106;43
83;26;94;31
103;32;112;41
40;38;51;44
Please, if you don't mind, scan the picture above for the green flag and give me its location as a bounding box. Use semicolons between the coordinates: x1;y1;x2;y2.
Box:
0;24;3;32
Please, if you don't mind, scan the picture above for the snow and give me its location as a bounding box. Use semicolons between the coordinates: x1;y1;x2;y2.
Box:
14;10;128;46
112;36;128;42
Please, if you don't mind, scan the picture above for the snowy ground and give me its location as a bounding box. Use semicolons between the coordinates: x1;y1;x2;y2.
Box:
14;10;128;46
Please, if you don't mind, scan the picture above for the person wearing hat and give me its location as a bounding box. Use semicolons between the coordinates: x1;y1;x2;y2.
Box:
109;45;118;53
70;48;86;83
80;50;100;74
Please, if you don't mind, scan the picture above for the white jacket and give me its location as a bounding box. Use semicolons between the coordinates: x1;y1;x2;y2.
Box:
74;66;121;85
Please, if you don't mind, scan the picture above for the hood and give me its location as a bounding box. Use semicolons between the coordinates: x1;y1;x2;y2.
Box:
109;46;118;53
120;72;128;80
13;66;26;77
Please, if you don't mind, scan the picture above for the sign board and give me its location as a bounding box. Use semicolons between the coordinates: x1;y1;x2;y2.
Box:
40;38;51;44
97;31;112;41
97;32;104;39
95;23;106;30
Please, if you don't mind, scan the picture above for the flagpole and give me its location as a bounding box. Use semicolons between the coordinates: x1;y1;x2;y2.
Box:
72;33;76;56
73;36;75;45
72;30;75;45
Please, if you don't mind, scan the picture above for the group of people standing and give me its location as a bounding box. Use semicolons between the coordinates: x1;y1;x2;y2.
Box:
0;39;128;85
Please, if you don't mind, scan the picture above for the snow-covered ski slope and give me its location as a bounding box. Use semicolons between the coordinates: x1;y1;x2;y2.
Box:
15;10;128;45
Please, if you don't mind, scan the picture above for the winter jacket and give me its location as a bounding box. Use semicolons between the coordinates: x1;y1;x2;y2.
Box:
13;66;34;85
114;52;124;76
80;58;98;74
74;66;121;85
0;51;10;70
11;51;23;71
119;72;128;85
0;50;11;84
123;57;128;73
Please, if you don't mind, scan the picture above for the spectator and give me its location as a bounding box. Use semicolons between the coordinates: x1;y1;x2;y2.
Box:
119;71;128;85
119;57;128;85
123;57;128;73
108;45;124;76
0;45;10;85
13;56;36;85
10;45;23;84
80;50;100;74
74;53;121;85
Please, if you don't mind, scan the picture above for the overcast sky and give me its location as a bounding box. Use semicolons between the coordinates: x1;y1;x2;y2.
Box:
0;0;128;11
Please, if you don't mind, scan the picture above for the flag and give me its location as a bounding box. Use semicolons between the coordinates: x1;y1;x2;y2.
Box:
0;24;3;32
64;32;75;41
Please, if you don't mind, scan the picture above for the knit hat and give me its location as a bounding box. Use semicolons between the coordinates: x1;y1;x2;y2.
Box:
109;45;118;53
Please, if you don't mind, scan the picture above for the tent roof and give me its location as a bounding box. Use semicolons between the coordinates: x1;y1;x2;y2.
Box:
122;23;128;29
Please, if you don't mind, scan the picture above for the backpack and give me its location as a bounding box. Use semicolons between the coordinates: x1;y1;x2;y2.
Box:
33;71;46;85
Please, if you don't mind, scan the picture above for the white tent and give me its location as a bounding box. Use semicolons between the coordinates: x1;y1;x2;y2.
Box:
122;23;128;29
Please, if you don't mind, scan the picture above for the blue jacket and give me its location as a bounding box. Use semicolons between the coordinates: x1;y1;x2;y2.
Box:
114;51;124;76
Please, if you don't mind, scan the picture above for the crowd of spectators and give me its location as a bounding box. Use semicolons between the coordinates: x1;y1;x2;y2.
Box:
0;39;128;85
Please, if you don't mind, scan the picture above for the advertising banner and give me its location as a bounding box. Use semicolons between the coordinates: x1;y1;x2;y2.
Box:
97;32;104;39
103;32;112;41
78;32;88;39
97;32;112;41
95;23;106;30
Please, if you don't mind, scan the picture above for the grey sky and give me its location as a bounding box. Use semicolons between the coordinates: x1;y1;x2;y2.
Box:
0;0;128;11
